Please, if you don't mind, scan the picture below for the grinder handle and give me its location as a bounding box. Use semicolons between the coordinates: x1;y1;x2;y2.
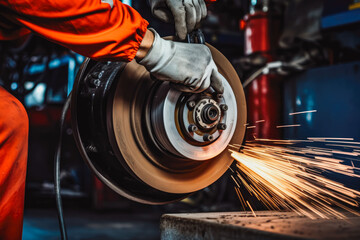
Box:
186;29;205;44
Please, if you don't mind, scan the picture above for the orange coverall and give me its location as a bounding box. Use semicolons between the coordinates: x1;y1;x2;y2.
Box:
0;0;148;238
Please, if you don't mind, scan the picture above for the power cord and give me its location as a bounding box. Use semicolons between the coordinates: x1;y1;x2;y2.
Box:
54;92;72;240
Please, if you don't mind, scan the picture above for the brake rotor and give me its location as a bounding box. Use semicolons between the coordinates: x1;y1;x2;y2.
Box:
71;42;246;204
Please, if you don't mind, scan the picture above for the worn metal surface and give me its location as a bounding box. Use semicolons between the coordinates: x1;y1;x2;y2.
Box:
109;43;246;195
161;211;360;240
71;40;247;204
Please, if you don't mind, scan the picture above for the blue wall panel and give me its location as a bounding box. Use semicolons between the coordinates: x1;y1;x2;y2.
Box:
283;62;360;189
283;61;360;140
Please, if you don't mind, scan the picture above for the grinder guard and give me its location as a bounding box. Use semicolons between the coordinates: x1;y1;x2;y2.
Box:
71;42;247;204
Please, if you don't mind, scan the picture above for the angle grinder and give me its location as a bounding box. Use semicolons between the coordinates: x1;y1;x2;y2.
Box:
70;32;247;204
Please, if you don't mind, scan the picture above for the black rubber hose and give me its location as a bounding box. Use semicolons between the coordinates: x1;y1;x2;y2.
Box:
54;92;71;240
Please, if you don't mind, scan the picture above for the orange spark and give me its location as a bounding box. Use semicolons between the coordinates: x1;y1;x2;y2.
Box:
289;110;317;115
230;141;360;219
276;124;301;128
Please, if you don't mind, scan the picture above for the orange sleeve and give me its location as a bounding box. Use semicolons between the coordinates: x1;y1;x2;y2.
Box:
1;0;149;61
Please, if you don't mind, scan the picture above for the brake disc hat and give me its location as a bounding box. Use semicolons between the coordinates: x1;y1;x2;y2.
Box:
71;42;247;204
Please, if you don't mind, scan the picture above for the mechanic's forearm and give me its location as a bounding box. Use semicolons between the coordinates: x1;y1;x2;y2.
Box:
135;29;154;61
3;0;148;61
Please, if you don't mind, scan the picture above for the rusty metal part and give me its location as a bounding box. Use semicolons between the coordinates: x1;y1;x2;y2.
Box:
71;42;247;204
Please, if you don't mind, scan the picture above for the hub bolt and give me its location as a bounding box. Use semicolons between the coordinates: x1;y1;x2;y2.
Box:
217;123;227;130
88;72;101;88
203;133;214;142
187;100;196;110
88;78;101;88
188;124;198;132
220;104;228;112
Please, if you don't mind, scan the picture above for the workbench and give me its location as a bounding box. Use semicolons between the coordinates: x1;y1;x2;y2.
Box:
161;211;360;240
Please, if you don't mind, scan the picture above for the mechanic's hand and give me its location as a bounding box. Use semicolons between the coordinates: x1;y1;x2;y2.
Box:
148;0;207;40
138;29;224;93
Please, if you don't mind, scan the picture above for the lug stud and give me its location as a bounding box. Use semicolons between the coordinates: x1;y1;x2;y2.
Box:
188;124;198;132
217;123;227;130
203;134;214;142
187;100;196;110
220;104;228;112
212;92;223;99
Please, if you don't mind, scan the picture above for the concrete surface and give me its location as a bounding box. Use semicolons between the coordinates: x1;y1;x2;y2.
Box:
160;211;360;240
23;209;161;240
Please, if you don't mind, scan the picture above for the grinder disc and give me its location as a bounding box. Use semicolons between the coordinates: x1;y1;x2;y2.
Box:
109;43;247;194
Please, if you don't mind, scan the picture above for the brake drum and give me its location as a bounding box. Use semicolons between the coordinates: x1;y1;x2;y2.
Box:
71;42;247;204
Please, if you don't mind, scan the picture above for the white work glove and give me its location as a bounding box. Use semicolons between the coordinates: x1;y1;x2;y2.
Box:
139;29;224;93
148;0;207;40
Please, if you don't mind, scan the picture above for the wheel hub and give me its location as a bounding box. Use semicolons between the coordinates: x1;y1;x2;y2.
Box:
150;79;237;160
